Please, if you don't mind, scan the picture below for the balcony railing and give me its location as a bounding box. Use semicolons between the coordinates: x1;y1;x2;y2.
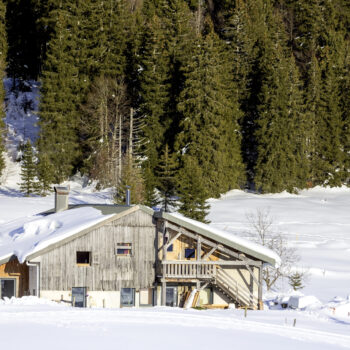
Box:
161;261;216;279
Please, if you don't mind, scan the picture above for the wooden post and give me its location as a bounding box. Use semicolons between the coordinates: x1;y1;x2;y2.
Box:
161;279;166;306
103;299;106;308
73;296;76;307
161;221;167;306
197;235;201;260
196;235;201;279
258;266;263;310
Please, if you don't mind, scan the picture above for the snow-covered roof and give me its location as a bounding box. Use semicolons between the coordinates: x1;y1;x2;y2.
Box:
0;207;116;264
0;204;279;268
160;212;281;267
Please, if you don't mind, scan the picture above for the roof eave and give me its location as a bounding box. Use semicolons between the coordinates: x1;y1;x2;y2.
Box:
160;212;278;267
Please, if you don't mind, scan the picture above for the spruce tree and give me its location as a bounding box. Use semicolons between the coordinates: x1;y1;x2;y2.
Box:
37;153;54;195
0;0;7;178
178;156;210;223
176;27;245;198
115;156;145;205
254;51;308;193
138;13;171;205
37;6;80;183
155;144;178;212
19;140;38;196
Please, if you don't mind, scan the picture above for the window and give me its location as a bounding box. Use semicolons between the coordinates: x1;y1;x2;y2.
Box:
116;243;132;256
0;279;16;299
76;251;91;265
185;248;195;259
121;288;135;307
167;244;173;252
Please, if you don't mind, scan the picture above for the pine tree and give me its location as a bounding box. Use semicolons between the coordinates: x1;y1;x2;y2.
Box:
340;40;350;185
178;156;210;223
254;52;308;193
138;13;172;204
288;271;304;291
37;5;80;183
155;144;178;212
176;27;245;198
6;0;42;80
37;153;54;195
138;0;194;204
0;0;7;178
19;140;38;196
115;156;145;205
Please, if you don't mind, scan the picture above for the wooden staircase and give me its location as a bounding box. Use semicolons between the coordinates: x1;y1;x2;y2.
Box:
214;266;258;309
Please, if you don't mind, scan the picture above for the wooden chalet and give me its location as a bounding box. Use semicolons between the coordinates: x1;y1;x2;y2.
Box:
0;188;279;309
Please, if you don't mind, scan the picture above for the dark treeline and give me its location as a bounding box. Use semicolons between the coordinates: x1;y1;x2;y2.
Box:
1;0;350;221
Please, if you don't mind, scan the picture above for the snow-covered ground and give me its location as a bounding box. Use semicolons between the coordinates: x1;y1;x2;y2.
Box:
208;188;350;303
0;297;349;350
0;80;349;348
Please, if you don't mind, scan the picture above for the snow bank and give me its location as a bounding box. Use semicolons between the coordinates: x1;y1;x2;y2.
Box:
289;295;322;309
0;296;66;307
0;207;113;262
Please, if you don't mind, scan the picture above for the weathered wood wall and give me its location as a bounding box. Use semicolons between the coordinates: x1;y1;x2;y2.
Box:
0;259;29;297
40;209;157;291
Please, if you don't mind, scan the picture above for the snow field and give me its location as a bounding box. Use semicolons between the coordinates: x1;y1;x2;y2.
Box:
0;297;349;350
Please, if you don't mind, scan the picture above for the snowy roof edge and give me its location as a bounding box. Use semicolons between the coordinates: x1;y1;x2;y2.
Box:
24;205;153;262
160;212;280;267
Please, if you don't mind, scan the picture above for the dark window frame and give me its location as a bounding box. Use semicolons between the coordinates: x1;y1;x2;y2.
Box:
185;248;195;259
0;278;16;299
116;243;132;256
120;288;135;307
76;251;91;265
167;244;173;252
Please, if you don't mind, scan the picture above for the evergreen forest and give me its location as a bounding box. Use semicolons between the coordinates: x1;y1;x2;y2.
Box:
1;0;350;221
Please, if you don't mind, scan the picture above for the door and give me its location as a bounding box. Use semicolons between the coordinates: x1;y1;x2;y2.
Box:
166;287;177;307
72;287;86;307
0;279;16;299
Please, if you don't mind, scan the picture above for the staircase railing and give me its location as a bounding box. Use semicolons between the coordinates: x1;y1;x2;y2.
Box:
215;266;258;308
161;261;259;308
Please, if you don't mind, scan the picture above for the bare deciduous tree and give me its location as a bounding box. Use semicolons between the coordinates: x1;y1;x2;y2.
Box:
246;208;299;290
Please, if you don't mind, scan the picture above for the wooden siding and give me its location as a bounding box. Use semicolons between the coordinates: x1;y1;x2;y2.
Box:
40;209;157;291
0;259;29;297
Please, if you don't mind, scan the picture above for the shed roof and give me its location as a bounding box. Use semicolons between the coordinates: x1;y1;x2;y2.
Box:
158;211;281;267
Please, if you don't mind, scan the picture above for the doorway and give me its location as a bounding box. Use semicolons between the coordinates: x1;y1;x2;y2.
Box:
0;278;16;299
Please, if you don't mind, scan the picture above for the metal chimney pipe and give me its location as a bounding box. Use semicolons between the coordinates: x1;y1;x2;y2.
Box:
126;186;131;206
54;186;70;212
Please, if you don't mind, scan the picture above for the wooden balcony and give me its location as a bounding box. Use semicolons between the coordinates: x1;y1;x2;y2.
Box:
161;261;216;279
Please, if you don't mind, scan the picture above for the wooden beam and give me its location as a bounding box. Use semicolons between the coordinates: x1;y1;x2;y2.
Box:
158;230;182;252
197;235;201;261
161;260;248;266
199;282;209;290
166;223;262;266
202;244;219;260
245;264;260;287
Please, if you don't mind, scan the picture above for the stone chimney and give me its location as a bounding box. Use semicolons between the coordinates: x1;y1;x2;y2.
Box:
54;186;70;212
